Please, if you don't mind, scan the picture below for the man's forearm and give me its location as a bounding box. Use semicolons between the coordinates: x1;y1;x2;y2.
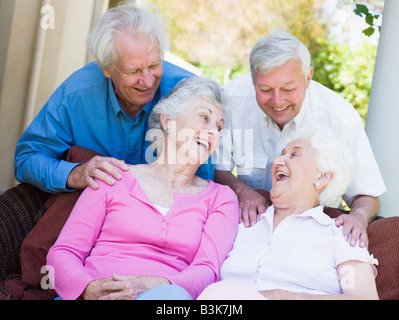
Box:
14;150;79;194
214;170;244;193
350;195;380;224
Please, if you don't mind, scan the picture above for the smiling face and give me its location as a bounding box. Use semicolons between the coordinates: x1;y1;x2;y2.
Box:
270;138;322;209
103;33;163;117
163;99;224;166
253;59;313;131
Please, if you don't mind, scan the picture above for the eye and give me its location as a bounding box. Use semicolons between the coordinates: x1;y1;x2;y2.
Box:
290;152;298;158
260;88;272;94
283;88;295;93
200;114;209;122
124;69;139;76
149;63;161;70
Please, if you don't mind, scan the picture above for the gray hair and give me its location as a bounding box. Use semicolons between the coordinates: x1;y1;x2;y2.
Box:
250;31;311;79
148;77;226;153
292;127;354;207
87;2;169;70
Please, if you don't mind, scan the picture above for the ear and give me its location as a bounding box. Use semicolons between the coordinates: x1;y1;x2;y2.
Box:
306;67;314;89
102;68;112;79
316;172;334;189
160;114;170;132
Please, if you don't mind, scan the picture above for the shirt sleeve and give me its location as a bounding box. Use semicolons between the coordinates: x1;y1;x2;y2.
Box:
166;186;239;299
195;160;215;181
341;116;386;205
14;96;79;193
46;181;110;300
334;227;378;276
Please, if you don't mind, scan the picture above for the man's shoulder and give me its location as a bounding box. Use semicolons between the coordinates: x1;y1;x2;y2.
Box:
308;80;361;124
53;62;107;98
223;74;254;96
160;60;196;94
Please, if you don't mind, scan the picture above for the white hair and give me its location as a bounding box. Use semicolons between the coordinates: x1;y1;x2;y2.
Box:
87;1;169;70
250;31;311;79
293;127;354;207
148;77;227;153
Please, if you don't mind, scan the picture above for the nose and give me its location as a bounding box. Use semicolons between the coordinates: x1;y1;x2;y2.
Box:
207;120;222;136
273;154;286;167
271;90;284;107
201;128;218;139
138;69;155;88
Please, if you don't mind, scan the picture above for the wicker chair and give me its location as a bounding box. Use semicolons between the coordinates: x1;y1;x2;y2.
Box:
0;183;50;279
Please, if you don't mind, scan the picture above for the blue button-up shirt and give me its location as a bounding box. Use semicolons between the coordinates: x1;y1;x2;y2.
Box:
14;61;214;193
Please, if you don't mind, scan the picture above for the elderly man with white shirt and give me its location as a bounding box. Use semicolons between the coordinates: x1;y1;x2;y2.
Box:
214;31;386;247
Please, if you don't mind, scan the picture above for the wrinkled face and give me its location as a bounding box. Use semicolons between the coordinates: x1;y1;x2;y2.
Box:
165;100;224;165
103;33;163;112
270;138;320;207
253;59;313;130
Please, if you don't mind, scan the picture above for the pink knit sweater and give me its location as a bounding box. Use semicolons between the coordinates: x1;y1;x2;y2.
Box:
47;170;239;300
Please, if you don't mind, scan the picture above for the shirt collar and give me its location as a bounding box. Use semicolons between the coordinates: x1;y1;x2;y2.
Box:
260;204;332;226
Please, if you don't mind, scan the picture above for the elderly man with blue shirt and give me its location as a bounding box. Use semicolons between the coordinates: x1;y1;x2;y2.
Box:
14;3;211;194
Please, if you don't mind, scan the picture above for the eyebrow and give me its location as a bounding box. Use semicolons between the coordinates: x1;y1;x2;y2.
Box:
259;80;296;87
121;59;162;72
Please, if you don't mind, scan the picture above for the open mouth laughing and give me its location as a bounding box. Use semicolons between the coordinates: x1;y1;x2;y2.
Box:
195;137;211;152
275;170;289;181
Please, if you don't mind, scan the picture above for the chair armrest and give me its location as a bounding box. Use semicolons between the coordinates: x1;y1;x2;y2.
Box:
0;183;50;280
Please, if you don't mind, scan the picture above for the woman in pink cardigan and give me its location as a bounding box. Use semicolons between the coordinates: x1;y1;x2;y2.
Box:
46;77;239;300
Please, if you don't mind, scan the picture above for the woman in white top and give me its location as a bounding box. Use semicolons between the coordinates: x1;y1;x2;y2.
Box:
198;127;379;300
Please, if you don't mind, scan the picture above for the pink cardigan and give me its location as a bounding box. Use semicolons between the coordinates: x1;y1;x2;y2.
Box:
47;170;239;300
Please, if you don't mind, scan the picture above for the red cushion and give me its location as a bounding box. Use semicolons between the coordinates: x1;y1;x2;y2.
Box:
368;217;399;300
18;147;100;298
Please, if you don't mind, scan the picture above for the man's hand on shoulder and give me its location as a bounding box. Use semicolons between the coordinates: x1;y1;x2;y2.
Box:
66;156;129;190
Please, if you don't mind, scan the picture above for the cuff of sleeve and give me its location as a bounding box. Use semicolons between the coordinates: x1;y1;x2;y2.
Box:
53;160;82;193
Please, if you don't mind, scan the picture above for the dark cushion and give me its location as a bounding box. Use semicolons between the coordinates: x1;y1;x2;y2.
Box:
368;217;399;300
0;183;50;280
1;146;100;300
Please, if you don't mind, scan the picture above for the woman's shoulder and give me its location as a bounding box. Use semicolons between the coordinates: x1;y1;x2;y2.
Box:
208;180;237;196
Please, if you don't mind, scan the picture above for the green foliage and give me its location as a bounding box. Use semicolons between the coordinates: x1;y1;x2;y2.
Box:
195;63;250;85
312;39;377;123
353;2;381;37
145;0;379;124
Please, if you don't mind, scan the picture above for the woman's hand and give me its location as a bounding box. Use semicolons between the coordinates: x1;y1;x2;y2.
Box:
81;277;114;300
98;274;170;300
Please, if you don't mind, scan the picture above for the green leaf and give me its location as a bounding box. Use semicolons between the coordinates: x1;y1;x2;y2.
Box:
362;26;375;37
354;9;363;17
356;4;369;15
365;13;374;25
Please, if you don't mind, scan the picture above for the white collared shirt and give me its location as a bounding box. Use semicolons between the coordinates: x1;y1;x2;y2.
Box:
220;205;377;295
215;74;386;206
